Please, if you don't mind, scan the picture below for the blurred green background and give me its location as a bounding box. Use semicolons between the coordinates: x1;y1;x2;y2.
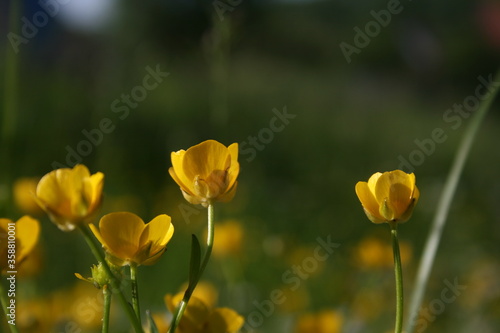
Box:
1;0;500;332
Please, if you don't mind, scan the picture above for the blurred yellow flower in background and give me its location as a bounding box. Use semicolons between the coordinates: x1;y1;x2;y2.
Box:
0;215;40;273
177;280;219;309
12;177;43;215
35;164;104;231
210;220;244;258
90;212;174;266
353;236;413;269
295;309;343;333
165;292;244;333
355;170;419;224
169;140;239;207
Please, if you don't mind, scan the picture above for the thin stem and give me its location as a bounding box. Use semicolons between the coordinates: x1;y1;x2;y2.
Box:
102;285;111;333
168;203;215;333
404;69;500;333
130;263;142;324
78;224;143;333
0;279;19;333
390;223;403;333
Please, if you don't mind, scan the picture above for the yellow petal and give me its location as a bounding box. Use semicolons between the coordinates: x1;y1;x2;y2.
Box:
182;140;230;183
367;172;383;200
355;181;384;223
83;171;104;212
208;308;244;333
138;214;174;265
36;169;70;217
98;212;145;263
226;143;240;191
89;223;106;247
140;214;174;248
182;296;210;329
376;171;414;220
170;151;194;196
15;216;40;263
217;181;238;203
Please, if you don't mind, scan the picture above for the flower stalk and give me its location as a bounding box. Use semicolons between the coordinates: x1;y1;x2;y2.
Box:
102;285;111;333
390;222;403;333
130;263;142;324
168;203;215;333
78;224;143;333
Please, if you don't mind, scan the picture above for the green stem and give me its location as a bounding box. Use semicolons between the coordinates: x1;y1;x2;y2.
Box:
78;225;143;333
404;69;500;333
130;263;142;324
390;223;403;333
102;285;111;333
0;279;19;333
168;203;215;333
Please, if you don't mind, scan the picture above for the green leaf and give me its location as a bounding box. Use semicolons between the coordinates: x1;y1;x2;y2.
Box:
146;310;159;333
188;234;201;290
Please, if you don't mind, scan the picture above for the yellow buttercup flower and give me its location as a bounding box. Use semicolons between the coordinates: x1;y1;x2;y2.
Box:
165;292;244;333
90;212;174;266
0;216;40;273
208;220;244;258
35;164;104;231
355;170;419;224
169;140;239;207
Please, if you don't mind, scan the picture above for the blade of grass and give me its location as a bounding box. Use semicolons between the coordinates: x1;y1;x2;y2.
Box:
404;69;500;333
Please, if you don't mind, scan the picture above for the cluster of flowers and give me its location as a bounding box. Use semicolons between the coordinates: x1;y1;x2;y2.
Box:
1;139;420;333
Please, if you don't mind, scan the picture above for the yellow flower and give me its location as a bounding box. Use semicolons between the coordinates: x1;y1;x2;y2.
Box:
177;280;219;309
165;292;244;333
90;212;174;266
169;140;239;207
353;236;413;269
35;164;104;231
208;220;244;258
13;177;43;215
295;310;343;333
0;216;40;273
355;170;419;224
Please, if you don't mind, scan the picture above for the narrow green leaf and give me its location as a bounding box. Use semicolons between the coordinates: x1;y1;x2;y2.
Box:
146;310;159;333
188;234;201;289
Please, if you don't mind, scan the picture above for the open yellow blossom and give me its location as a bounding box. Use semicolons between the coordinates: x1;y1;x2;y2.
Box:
35;164;104;231
169;140;239;207
0;216;40;273
355;170;419;224
90;212;174;266
165;292;244;333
